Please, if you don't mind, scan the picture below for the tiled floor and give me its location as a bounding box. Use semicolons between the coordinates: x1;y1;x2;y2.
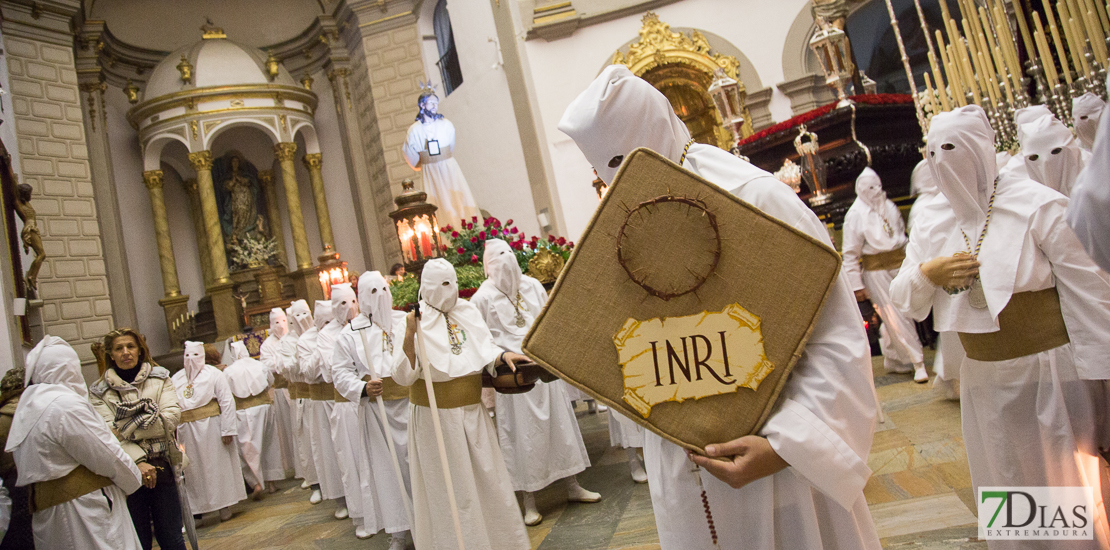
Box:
177;351;986;549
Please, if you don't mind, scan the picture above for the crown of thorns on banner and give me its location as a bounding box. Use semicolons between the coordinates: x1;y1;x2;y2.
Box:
613;193;722;302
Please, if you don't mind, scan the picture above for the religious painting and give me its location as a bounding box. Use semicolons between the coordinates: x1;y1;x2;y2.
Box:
211;152;274;270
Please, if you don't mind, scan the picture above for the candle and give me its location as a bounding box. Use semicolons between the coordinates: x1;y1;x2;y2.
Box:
923;71;938;120
980;8;1015;105
961;19;989;103
1068;14;1093;76
1081;4;1108;65
929;50;952;110
1089;0;1110;34
1033;14;1061;86
940;36;969;106
1058;1;1090;76
992;5;1021;78
1046;1;1075;85
1010;0;1037;59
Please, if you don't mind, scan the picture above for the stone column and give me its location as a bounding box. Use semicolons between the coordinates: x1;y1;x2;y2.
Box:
187;151;230;283
182;179;214;288
258;170;288;268
274;143;312;269
302;153;338;262
142;170;181;297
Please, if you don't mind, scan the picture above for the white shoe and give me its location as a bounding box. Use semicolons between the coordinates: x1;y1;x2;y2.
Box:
913;363;929;384
300;480;310;490
627;448;648;483
309;489;322;504
334;506;349;520
355;526;372;539
597;403;608;412
566;479;601;503
522;492;543;526
389;534;408;550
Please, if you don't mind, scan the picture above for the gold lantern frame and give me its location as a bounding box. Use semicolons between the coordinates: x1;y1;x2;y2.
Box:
611;12;754;149
388;179;443;275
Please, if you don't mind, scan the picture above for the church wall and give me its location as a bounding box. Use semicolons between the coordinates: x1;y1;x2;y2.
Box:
306;73;369;273
103;88;167;353
2;29;115;374
0;26;27;369
517;0;812;239
419;0;541;237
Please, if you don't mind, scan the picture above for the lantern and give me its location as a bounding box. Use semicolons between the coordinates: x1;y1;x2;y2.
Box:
794;124;833;206
388;178;443;275
318;265;350;300
707;68;745;149
809;25;855;107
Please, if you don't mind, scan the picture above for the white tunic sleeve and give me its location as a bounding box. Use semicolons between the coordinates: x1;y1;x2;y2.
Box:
332;331;367;402
840;209;866;292
403;122;425;170
50;395;143;495
1032;201;1110;380
889;225;942;321
212;370;238;437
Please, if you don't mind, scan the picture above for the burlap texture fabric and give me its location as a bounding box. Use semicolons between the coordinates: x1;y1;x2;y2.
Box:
958;287;1070;361
31;464;114;513
522;149;841;453
179;399;221;424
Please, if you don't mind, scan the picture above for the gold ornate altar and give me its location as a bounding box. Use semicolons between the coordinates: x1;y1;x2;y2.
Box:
611;13;754;149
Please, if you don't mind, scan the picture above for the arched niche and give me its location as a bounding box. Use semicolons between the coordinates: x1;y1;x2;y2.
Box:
608;13;763;148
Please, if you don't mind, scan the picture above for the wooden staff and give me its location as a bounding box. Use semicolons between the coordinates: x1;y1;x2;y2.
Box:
358;327;414;529
414;319;467;550
883;0;928;135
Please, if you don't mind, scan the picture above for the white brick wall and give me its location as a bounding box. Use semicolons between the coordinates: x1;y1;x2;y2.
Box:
4;34;113;361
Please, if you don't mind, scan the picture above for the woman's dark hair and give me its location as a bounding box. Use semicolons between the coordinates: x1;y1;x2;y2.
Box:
390;263;405;276
102;328;150;370
204;344;222;366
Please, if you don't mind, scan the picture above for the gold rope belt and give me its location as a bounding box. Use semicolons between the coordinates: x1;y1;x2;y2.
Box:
180;399;221;423
271;374;289;389
958;287;1070;362
418;145;454;165
235;391;274;411
31;464;113;513
309;383;334;401
408;375;482;409
861;245;906;272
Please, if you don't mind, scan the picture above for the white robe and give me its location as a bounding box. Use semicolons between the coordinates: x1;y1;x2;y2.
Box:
224;357;282;486
172;366;246;514
7;385;142;550
608;410;645;449
259;335;297;477
298;327;344;499
643;144;882;550
472;276;591;492
1068;90;1110;273
841;197;924;367
908;189;965;380
333;314;413;535
891;177;1110;549
393;348;529;549
402;117;480;228
317;320;364;519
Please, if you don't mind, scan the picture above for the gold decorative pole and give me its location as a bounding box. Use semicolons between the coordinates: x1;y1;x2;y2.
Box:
274;142;312;269
302;153;338;262
143;170;181;297
258;169;288;268
188;151;231;284
183;178;215;288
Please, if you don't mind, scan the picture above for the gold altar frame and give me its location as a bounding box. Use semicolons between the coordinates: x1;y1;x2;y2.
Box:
611;13;755;149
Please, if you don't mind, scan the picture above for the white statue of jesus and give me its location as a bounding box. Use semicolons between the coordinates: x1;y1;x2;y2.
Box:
402;90;481;227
